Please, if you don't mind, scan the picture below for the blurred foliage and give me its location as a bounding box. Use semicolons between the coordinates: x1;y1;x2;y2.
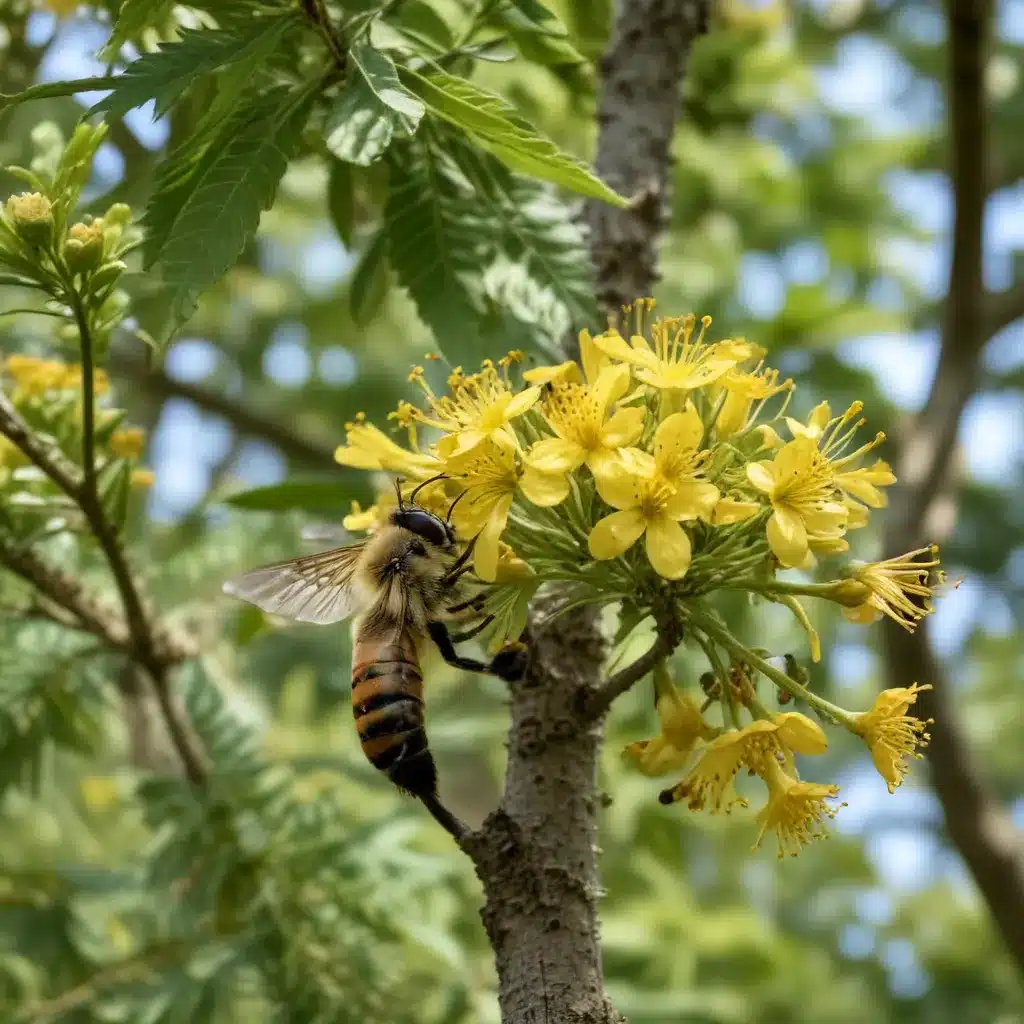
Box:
1;0;1022;1021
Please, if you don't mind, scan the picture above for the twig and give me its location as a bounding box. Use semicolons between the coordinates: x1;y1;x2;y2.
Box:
0;534;131;650
301;0;348;67
583;632;674;721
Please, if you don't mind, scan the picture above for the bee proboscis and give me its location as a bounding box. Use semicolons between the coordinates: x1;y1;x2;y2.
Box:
222;478;527;837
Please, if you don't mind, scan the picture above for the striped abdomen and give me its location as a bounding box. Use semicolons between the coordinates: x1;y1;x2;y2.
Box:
351;627;436;797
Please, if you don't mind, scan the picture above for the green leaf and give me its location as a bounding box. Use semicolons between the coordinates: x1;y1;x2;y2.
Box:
325;42;423;166
398;66;626;206
101;0;176;59
327;160;355;246
489;0;585;66
388;0;455;51
384;132;593;364
92;15;301;120
221;480;355;513
349;231;390;326
143;83;318;329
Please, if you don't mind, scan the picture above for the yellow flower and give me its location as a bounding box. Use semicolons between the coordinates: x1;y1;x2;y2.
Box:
593;313;757;393
334;413;439;478
624;685;715;777
525;363;645;482
108;427;145;459
661;713;828;811
408;359;540;460
841;546;942;631
589;407;718;579
492;542;535;583
445;435;540;582
3;356;108;397
850;683;932;793
713;366;792;437
753;758;843;858
746;436;848;567
343;499;387;533
4;192;54;244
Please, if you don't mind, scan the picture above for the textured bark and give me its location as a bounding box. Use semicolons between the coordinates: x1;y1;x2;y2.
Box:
461;1;710;1020
882;0;1024;980
586;0;709;321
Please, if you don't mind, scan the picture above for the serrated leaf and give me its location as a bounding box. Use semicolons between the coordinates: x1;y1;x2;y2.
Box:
350;231;390;325
221;480;355;512
142;83;317;329
490;0;585;66
101;0;176;60
93;15;300;120
327;160;355;245
325;43;423;166
399;66;625;206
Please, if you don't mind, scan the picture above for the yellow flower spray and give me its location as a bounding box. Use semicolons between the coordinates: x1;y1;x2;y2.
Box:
334;299;943;855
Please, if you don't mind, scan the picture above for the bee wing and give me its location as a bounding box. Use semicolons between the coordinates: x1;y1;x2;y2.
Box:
222;544;367;624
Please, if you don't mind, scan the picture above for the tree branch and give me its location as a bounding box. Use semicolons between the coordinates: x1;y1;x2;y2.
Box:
462;1;711;1019
882;0;1024;979
109;351;339;467
0;387;205;784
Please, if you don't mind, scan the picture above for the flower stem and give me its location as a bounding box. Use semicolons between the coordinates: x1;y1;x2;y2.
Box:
686;603;856;728
70;290;97;500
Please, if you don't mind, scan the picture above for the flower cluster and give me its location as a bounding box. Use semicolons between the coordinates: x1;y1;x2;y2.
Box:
335;300;943;855
0;355;153;513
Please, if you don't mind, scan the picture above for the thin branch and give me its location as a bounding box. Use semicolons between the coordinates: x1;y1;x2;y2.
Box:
882;0;1024;979
583;633;673;721
0;536;130;648
0;390;85;501
109;351;339;467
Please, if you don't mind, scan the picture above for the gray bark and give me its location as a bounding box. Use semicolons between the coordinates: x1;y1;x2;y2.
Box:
460;1;711;1020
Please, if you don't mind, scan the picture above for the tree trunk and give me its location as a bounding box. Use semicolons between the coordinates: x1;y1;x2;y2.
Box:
460;0;711;1019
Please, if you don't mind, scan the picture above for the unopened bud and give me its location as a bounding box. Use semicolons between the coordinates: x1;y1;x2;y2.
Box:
5;192;54;245
64;220;105;272
103;202;132;227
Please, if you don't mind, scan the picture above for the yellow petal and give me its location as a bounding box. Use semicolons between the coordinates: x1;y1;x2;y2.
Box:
525;436;585;474
767;507;808;567
594;330;658;370
523;361;580;385
664;479;720;521
473;495;514;582
578;328;609;385
712;497;760;525
654;406;704;460
773;712;828;754
589;508;646;560
592;363;631;412
773;436;817;479
504;385;541;419
746;461;776;493
520;466;570;507
644;516;692;580
599;406;646;448
594;459;646;509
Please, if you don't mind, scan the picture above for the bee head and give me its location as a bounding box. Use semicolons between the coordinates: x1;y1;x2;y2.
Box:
390;506;456;552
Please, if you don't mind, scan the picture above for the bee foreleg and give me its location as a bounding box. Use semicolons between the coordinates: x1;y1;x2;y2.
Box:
427;621;527;682
441;537;477;585
445;592;487;615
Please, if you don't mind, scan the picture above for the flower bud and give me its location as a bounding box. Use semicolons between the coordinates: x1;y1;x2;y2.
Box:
64;220;105;273
5;192;54;245
103;202;132;227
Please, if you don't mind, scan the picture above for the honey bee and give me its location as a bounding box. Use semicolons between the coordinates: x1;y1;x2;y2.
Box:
222;477;527;836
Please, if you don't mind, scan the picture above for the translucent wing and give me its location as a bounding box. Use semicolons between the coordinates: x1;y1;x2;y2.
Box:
222;543;367;624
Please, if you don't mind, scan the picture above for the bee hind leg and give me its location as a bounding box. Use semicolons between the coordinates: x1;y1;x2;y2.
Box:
426;621;528;682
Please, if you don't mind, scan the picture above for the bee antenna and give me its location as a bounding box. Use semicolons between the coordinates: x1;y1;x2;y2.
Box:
409;473;448;506
446;489;469;522
394;477;406;510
